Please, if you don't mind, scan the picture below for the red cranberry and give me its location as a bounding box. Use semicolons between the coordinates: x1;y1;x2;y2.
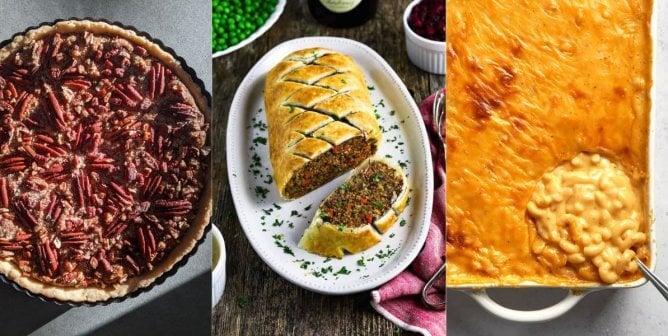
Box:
408;0;445;42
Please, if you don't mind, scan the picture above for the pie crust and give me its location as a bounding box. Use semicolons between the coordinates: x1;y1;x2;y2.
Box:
0;20;211;302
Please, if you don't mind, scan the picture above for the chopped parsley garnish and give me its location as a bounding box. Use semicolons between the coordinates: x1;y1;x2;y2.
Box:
251;153;262;167
283;246;295;256
357;256;366;267
273;203;282;210
251;120;268;131
263;175;273;184
400;219;407;227
304;204;312;211
319;212;329;219
272;219;284;227
337;223;345;232
255;186;269;199
371;173;384;183
390;110;396;116
323;257;332;263
368;85;375;90
253;136;267;145
271;234;294;256
341;79;347;84
339;183;348;190
290;210;299;217
335;266;351;275
375;246;399;260
389;233;396;238
300;261;312;269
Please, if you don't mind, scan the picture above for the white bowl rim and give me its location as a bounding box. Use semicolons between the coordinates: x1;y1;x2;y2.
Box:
212;225;225;277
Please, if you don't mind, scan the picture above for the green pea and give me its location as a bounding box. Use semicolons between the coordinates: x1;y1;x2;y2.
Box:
212;0;277;52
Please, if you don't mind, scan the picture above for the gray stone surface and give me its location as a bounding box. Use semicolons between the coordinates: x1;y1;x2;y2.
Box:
447;1;668;335
0;1;212;335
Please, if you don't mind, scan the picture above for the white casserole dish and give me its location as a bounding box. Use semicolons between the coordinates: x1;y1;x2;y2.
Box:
447;3;658;323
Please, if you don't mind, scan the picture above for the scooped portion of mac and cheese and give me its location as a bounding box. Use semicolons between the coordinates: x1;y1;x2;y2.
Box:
527;153;646;283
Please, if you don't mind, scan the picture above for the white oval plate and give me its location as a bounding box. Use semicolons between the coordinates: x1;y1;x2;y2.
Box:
212;0;286;58
226;37;433;295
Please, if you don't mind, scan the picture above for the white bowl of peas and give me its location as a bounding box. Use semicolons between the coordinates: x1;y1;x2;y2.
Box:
212;0;286;58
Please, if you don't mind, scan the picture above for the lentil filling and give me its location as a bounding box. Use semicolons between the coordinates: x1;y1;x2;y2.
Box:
319;161;403;229
284;136;376;199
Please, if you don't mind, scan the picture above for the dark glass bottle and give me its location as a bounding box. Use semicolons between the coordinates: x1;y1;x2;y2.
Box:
308;0;379;28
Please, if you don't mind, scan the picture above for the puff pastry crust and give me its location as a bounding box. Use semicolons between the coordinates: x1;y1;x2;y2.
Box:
264;48;381;200
299;159;408;258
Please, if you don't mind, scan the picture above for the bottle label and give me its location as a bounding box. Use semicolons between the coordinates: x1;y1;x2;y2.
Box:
319;0;363;13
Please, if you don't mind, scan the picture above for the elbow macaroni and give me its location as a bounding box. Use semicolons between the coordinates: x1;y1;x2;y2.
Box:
527;153;646;283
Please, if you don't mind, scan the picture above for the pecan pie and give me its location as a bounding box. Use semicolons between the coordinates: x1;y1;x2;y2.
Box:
0;21;211;302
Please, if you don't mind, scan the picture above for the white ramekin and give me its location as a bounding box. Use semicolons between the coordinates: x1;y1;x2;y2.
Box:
403;0;446;75
211;225;226;308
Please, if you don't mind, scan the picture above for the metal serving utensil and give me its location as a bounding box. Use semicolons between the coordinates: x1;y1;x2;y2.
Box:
636;258;668;301
421;90;446;311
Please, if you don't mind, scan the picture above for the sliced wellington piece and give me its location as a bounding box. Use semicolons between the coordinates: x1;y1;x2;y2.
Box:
264;48;381;200
298;159;409;258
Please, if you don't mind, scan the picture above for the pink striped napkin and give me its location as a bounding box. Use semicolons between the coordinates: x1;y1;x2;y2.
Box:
371;89;446;336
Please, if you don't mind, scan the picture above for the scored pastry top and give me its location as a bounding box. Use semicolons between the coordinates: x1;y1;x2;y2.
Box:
264;48;381;199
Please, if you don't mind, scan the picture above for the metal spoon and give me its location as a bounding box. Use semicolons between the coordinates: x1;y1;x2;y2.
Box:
421;89;446;311
636;258;668;301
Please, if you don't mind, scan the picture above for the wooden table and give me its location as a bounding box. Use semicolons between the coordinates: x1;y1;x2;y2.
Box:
212;1;444;334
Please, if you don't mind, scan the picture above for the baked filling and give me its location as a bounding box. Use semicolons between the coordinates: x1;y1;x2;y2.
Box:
264;48;381;200
320;160;404;229
0;24;209;290
284;136;375;199
446;0;652;285
299;159;409;258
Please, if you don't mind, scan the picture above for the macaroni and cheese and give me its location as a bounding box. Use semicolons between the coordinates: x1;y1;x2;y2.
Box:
446;0;652;285
527;153;647;283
